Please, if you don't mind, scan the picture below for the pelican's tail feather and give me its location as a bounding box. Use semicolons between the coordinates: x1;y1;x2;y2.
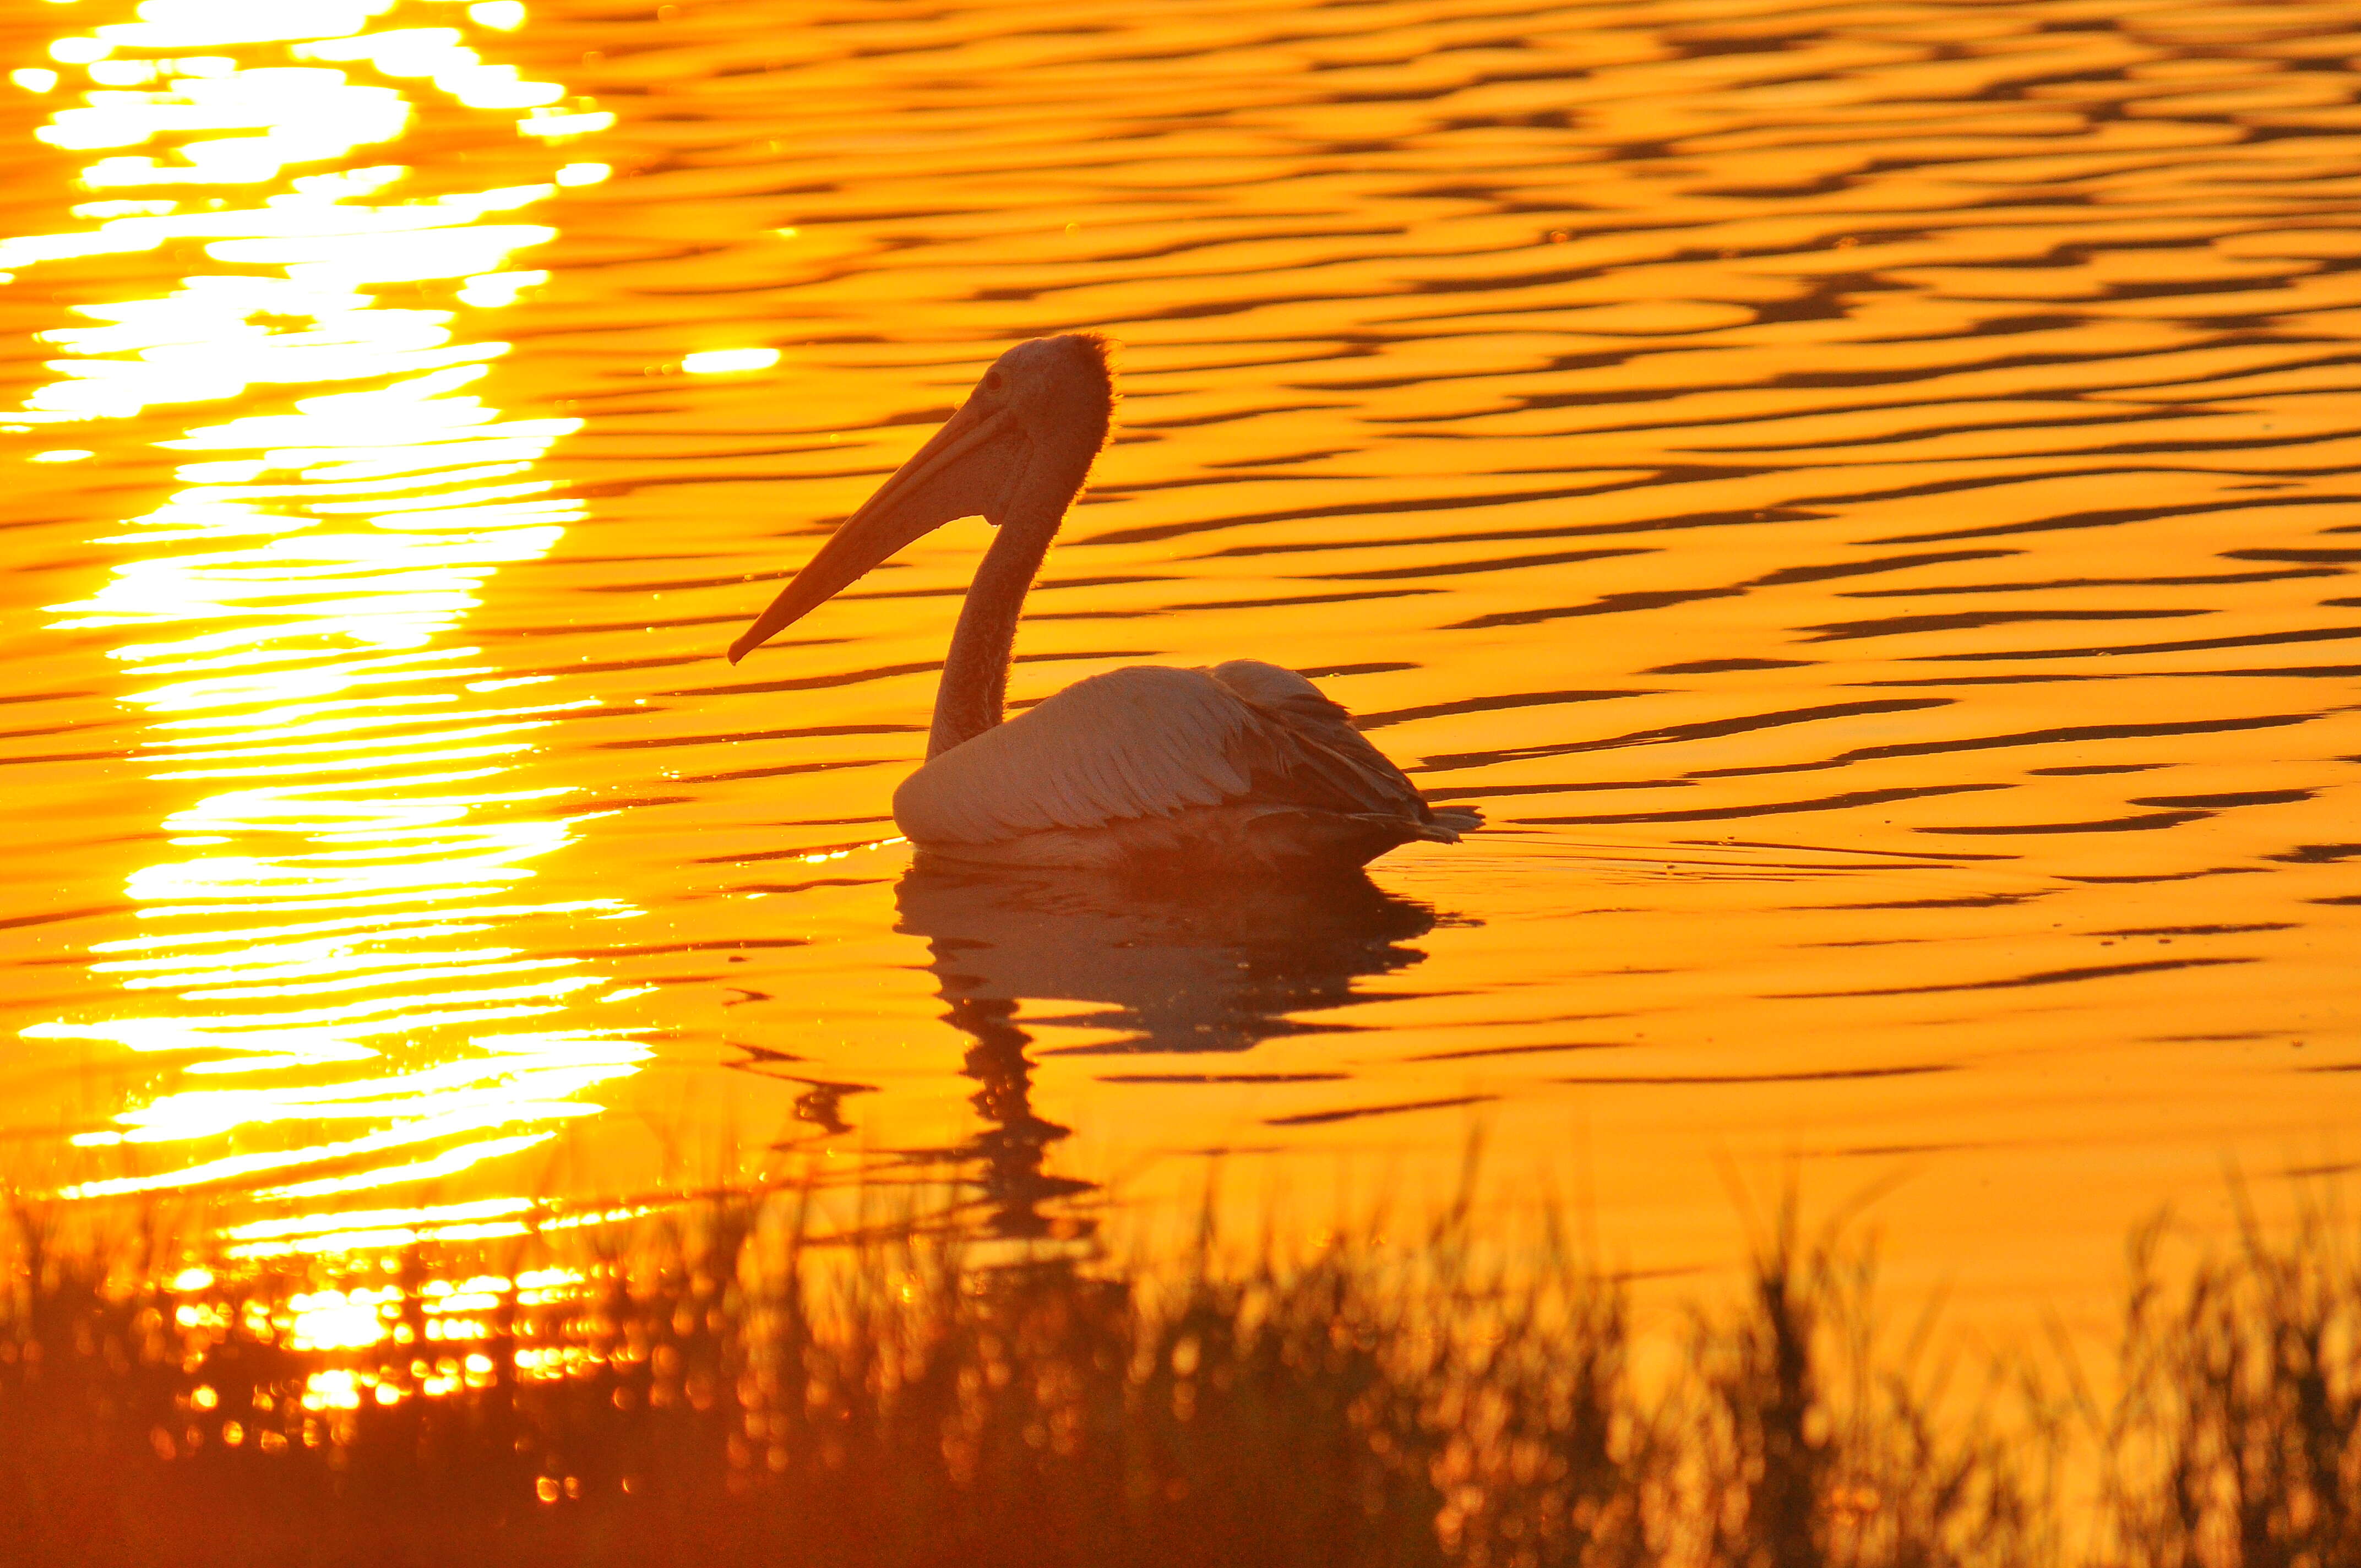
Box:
1416;804;1483;843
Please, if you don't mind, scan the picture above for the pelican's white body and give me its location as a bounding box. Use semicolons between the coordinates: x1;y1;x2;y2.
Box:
895;661;1476;870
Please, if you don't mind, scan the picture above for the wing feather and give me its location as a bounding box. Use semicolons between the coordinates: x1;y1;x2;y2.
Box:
892;663;1446;847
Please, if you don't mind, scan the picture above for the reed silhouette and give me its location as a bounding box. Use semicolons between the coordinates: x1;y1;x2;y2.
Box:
0;1183;2354;1568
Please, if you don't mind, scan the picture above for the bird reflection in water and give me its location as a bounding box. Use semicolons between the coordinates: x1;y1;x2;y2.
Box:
894;862;1447;1238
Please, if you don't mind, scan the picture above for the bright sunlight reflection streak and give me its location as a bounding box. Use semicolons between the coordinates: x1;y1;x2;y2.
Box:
15;0;649;1238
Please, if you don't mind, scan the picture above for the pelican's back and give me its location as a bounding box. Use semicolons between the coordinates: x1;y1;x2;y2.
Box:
893;663;1475;869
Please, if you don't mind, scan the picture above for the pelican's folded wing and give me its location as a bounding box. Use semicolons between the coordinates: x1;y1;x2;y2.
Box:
893;664;1428;846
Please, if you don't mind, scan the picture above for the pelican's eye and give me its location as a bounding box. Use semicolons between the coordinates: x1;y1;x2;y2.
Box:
984;370;1004;391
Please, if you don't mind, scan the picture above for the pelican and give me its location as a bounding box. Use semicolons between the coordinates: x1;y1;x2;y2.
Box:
728;334;1479;872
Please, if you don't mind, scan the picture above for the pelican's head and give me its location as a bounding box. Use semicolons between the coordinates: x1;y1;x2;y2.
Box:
728;334;1115;662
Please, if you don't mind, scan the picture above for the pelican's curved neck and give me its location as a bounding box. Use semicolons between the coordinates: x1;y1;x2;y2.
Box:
926;369;1109;758
927;469;1078;758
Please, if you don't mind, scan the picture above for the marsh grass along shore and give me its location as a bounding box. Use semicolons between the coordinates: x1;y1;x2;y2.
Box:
0;1184;2355;1567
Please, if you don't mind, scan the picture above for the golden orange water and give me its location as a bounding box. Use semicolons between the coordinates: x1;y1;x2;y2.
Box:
0;0;2356;1338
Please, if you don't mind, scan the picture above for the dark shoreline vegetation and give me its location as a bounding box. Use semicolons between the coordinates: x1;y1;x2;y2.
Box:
1;1184;2356;1568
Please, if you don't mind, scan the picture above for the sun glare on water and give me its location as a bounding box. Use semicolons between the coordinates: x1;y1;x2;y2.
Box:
680;347;780;375
14;0;648;1247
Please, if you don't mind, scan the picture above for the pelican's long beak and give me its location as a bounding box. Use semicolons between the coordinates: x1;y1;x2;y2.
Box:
728;399;1015;663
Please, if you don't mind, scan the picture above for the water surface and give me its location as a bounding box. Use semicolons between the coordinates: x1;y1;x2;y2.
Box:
1;0;2356;1327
